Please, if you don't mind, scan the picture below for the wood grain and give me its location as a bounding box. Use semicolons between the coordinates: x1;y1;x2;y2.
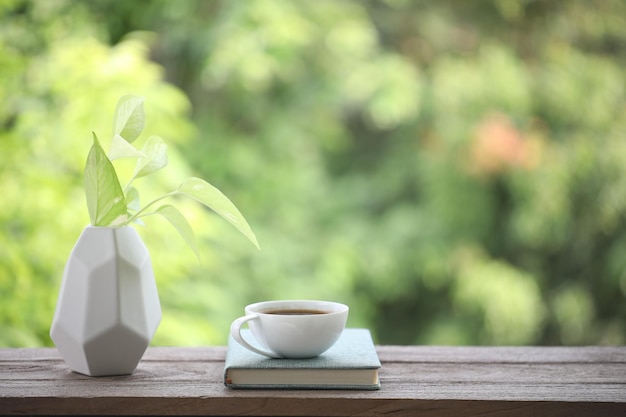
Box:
0;346;624;416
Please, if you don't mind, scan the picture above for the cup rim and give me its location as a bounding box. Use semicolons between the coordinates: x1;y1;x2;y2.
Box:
245;299;349;316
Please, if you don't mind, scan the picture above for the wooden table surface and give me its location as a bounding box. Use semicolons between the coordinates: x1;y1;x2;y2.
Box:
1;345;625;416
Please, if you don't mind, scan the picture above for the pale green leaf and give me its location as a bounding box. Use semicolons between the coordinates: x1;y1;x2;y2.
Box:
177;177;259;249
133;136;168;178
155;204;199;257
113;95;145;143
108;134;145;161
84;133;127;226
125;186;140;212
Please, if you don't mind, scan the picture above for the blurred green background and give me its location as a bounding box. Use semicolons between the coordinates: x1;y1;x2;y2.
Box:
1;0;625;347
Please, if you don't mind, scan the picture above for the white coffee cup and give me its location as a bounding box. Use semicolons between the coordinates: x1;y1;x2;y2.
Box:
230;300;349;359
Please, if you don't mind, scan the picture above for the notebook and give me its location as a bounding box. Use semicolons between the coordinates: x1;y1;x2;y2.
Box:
224;328;381;390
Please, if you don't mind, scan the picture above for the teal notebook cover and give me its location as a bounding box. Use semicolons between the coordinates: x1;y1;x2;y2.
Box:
224;328;381;390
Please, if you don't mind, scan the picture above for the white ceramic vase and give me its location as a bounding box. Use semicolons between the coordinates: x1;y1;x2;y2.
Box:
50;226;161;376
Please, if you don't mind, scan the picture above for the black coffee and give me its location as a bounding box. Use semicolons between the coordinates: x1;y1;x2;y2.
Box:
263;308;329;315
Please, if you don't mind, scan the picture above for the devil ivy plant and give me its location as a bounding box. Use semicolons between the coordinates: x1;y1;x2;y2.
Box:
84;95;259;254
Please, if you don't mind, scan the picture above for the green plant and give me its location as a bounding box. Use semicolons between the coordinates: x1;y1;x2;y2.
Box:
85;95;259;254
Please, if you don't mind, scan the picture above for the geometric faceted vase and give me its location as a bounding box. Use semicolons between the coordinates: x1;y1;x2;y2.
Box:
50;226;161;376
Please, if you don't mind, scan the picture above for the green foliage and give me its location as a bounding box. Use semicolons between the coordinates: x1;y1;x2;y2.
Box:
454;251;545;344
83;94;259;255
113;95;145;143
0;0;625;347
85;133;127;227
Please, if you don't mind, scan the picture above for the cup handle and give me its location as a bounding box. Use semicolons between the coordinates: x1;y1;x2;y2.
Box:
230;314;283;358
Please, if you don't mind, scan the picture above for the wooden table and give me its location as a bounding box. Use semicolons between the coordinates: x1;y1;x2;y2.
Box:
1;345;624;416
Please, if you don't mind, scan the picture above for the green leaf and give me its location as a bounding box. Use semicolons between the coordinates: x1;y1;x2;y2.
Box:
177;177;259;249
84;133;128;226
108;134;145;161
125;186;140;212
133;136;168;178
113;95;145;143
155;204;199;257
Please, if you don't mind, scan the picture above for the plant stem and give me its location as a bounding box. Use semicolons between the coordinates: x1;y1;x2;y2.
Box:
126;191;180;224
124;174;138;194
